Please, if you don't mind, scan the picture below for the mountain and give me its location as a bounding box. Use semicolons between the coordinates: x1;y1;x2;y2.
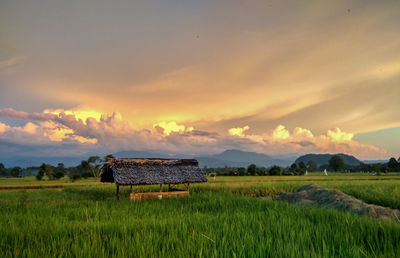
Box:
362;160;389;164
114;150;196;159
197;149;292;168
3;148;386;169
115;149;293;168
0;156;86;168
294;153;361;166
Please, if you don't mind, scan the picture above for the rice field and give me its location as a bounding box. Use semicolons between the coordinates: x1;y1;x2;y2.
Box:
1;174;399;257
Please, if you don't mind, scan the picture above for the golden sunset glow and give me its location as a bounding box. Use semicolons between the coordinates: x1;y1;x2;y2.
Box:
272;125;290;140
0;0;399;160
326;128;354;143
44;108;103;124
153;121;193;136
228;126;250;137
0;122;8;134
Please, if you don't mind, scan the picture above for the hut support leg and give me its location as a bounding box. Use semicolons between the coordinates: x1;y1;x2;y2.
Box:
116;184;120;200
168;184;170;192
130;185;132;194
187;183;190;192
160;184;162;192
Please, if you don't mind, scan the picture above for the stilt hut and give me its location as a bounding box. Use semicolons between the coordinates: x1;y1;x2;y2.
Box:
101;158;207;200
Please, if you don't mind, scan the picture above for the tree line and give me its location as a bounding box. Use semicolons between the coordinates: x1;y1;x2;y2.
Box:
204;155;400;176
1;154;399;179
0;155;114;180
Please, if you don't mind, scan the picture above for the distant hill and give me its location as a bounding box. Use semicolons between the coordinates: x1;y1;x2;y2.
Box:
0;156;86;168
362;160;389;164
3;148;387;169
196;149;292;168
295;153;361;166
113;150;194;159
115;149;292;168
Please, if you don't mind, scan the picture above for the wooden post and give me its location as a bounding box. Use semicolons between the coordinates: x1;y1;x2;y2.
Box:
187;183;190;192
168;184;170;192
130;185;132;194
116;184;120;200
160;184;162;192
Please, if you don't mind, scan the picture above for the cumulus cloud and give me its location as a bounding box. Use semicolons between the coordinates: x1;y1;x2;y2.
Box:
228;124;388;159
0;108;390;159
0;122;10;134
272;125;290;140
228;126;250;137
325;128;354;142
153;121;193;136
293;127;314;138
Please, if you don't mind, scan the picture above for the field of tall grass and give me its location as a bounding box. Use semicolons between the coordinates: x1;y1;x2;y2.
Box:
0;174;399;257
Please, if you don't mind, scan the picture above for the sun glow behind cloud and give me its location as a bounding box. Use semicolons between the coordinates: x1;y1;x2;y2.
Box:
272;125;290;140
153;121;193;136
43;108;103;124
0;107;391;159
326;128;354;142
228;126;250;137
227;124;388;159
1;1;400;158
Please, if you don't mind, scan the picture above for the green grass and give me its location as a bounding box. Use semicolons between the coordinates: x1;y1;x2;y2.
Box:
0;175;400;257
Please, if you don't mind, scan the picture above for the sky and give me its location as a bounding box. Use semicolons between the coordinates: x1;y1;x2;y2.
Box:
1;0;400;160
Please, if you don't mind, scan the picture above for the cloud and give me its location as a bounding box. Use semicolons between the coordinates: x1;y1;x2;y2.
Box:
43;108;103;124
325;128;354;142
0;122;10;134
0;108;98;145
0;107;390;160
0;108;56;121
272;125;290;140
3;0;399;135
293;127;314;138
0;57;24;70
153;121;192;136
21;122;38;134
228;126;249;137
228;124;388;159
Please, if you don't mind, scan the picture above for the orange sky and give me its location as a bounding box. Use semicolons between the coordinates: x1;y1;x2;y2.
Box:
0;0;400;159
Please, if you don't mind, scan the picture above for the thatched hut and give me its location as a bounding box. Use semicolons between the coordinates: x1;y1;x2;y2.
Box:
101;158;207;200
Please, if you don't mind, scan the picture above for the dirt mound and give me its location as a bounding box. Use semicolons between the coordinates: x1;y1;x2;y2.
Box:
276;184;400;222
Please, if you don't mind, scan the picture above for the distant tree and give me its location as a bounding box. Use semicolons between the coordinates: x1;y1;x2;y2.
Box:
329;156;345;172
238;167;246;176
36;168;44;180
359;163;370;173
0;163;8;176
289;163;298;173
54;163;65;179
387;158;399;172
80;160;91;178
281;167;292;175
256;167;267;176
306;160;318;172
268;166;282;176
319;164;330;171
39;163;55;180
227;168;237;176
370;163;384;174
247;164;257;176
69;173;82;182
87;156;103;178
298;161;307;171
10;166;22;177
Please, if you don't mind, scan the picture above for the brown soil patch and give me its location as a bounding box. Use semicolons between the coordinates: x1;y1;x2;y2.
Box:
276;184;400;222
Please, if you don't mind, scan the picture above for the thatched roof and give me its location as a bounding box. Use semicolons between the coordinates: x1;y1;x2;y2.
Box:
101;158;208;185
